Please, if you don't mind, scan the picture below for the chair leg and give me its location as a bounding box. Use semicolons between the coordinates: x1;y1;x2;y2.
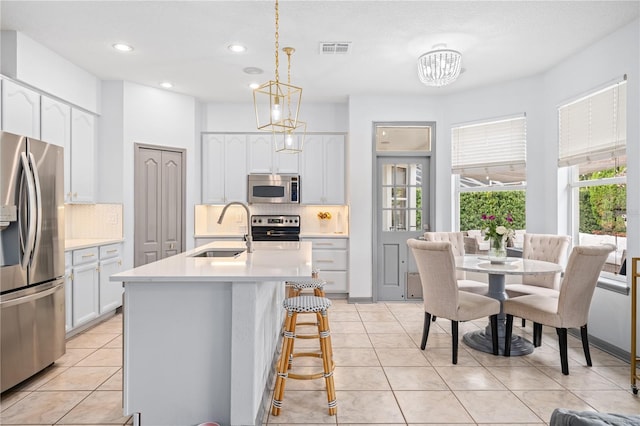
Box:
451;321;459;364
504;314;514;356
272;312;296;416
557;327;569;375
432;315;437;322
581;324;592;367
522;318;526;327
490;315;499;356
533;322;543;347
420;312;432;350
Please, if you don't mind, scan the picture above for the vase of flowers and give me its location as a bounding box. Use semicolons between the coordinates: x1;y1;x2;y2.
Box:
317;211;332;233
482;213;514;262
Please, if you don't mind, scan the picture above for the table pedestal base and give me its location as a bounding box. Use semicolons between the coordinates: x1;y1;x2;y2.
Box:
463;328;534;356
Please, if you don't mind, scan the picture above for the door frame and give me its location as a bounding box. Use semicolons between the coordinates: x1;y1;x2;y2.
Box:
371;121;436;302
133;142;187;266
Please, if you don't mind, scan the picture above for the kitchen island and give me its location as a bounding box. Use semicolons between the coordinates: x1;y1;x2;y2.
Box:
111;241;313;426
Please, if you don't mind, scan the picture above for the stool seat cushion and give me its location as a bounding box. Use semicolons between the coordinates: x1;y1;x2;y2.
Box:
283;295;332;313
288;278;327;289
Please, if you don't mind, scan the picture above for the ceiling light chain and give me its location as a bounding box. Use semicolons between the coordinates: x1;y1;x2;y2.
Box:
274;0;280;84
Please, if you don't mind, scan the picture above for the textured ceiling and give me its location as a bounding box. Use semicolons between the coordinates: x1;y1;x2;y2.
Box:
1;1;638;103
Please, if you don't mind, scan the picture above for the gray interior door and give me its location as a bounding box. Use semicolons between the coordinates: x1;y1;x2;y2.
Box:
376;157;429;301
134;146;185;267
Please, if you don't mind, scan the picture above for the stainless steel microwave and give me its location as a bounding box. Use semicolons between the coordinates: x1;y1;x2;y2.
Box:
247;174;300;204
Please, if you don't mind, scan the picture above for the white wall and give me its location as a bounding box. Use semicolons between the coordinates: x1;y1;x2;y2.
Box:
100;81;199;271
541;19;639;352
203;102;348;133
0;31;99;113
346;95;443;299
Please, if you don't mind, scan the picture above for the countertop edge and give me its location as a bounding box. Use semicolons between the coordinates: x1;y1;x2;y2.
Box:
65;238;125;251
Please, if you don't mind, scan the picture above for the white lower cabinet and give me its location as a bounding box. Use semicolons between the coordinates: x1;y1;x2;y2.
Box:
64;253;73;333
99;244;124;314
71;247;99;328
66;243;124;333
307;237;348;293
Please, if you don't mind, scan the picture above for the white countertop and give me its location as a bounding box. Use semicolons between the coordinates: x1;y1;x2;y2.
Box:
66;238;124;251
194;233;348;239
111;241;313;283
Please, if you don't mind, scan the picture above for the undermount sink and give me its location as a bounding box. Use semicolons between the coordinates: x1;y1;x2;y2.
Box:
191;248;246;258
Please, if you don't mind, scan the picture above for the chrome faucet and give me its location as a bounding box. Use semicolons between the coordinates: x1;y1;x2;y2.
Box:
217;201;253;253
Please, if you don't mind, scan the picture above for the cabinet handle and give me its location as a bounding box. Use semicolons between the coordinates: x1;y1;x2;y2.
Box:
96;266;100;272
73;192;78;198
118;260;122;266
81;253;95;258
316;243;333;246
316;259;334;263
69;273;74;280
106;249;117;254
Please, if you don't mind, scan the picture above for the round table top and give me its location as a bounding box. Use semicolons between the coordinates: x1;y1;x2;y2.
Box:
455;255;562;276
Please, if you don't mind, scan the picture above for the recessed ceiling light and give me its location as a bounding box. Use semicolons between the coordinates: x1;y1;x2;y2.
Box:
228;44;247;53
160;81;173;89
243;67;263;75
112;43;133;52
249;83;260;89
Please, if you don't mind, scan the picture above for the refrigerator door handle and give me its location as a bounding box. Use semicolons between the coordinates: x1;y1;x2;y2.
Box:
19;153;37;269
28;152;43;264
0;282;61;309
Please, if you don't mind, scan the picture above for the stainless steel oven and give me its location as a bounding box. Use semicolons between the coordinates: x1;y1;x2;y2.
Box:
247;174;300;204
251;215;300;241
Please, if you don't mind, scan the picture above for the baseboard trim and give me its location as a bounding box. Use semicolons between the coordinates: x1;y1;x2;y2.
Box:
347;296;374;304
567;328;630;363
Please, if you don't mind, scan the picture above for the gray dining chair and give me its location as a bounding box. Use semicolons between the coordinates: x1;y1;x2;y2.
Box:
503;244;614;375
407;239;500;364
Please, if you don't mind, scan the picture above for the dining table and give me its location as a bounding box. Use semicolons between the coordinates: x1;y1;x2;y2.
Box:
455;255;563;356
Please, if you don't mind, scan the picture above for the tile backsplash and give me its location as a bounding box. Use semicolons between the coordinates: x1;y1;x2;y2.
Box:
195;204;349;236
65;204;123;240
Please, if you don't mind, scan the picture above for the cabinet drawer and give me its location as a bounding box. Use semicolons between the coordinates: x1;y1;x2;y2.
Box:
318;271;347;293
312;249;347;270
99;244;121;259
72;247;99;265
308;238;347;250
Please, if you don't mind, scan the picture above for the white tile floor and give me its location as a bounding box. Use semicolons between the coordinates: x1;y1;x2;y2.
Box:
1;301;638;425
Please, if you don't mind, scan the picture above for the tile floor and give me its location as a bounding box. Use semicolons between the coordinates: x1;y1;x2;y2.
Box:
1;301;639;425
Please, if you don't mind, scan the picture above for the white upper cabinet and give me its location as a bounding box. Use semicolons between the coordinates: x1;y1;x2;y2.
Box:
1;79;40;138
41;97;71;147
301;134;345;204
248;133;299;175
202;134;247;204
69;109;96;203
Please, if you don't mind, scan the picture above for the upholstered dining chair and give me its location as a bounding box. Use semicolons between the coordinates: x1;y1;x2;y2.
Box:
423;232;488;294
506;233;571;298
407;239;501;364
505;233;571;329
503;244;614;375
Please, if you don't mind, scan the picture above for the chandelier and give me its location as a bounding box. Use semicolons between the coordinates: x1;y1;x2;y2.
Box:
273;47;306;153
253;0;303;136
417;47;462;87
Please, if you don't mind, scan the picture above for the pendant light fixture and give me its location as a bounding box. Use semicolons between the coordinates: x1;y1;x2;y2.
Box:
253;0;303;135
273;47;306;153
417;44;462;87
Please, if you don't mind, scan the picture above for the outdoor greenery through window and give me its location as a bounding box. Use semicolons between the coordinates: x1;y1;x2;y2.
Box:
559;79;627;277
452;116;527;248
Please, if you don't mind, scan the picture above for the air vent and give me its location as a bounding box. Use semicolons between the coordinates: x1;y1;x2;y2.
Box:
320;42;351;55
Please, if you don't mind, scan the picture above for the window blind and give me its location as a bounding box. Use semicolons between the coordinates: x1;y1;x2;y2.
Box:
451;116;526;175
558;80;627;167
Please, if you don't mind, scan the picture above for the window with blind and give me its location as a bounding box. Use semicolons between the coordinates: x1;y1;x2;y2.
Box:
452;115;527;241
452;115;526;186
558;79;627;277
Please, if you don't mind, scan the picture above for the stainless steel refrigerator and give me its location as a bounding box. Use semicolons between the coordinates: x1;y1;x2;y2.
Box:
1;131;65;392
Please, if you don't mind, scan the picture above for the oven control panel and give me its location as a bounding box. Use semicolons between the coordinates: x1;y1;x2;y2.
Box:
251;215;300;226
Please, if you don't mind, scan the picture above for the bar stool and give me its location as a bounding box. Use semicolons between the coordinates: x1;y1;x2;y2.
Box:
272;295;336;416
287;277;327;297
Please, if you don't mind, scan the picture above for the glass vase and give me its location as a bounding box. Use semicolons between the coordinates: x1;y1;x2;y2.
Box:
488;236;507;262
